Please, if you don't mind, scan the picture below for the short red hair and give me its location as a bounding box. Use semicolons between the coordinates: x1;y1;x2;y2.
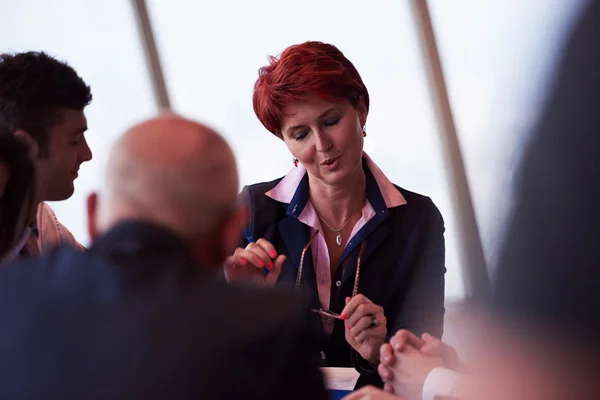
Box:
252;41;370;138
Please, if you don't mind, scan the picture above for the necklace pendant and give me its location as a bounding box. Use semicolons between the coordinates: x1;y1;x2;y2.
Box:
335;233;342;247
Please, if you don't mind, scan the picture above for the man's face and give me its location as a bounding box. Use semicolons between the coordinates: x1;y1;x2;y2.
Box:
36;109;92;202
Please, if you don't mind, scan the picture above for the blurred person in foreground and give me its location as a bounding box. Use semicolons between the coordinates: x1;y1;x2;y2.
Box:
479;0;600;398
345;0;600;399
0;114;327;400
0;122;37;261
225;40;446;388
0;51;93;260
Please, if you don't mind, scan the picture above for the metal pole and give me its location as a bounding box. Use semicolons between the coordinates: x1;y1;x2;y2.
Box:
410;0;490;302
130;0;171;110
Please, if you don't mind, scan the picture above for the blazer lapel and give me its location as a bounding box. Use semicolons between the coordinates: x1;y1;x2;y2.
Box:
278;215;306;270
342;218;393;283
340;160;397;283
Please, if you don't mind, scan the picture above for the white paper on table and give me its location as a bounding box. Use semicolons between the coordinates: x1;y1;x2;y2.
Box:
320;367;360;391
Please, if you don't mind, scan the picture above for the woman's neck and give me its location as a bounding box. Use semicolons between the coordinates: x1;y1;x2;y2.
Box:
309;164;366;228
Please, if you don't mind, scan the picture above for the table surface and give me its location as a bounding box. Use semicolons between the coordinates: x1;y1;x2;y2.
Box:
322;367;358;399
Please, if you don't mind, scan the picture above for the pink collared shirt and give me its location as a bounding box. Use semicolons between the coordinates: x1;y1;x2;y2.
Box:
266;153;407;333
1;202;85;264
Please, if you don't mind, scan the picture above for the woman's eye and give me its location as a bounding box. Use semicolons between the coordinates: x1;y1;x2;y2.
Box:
323;117;340;127
294;130;309;141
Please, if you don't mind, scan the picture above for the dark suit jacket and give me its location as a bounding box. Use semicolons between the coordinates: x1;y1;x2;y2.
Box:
241;161;446;388
0;221;327;400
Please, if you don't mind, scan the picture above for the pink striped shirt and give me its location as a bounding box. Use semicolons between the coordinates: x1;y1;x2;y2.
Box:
266;153;407;333
1;202;84;264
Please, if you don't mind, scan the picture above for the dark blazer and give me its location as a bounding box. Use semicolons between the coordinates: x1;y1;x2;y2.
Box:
241;161;446;388
0;221;327;400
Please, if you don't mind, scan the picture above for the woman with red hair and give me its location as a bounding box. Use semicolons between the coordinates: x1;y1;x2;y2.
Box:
225;41;446;389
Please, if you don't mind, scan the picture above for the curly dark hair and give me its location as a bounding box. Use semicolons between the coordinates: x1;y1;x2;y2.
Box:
0;120;36;259
0;51;92;156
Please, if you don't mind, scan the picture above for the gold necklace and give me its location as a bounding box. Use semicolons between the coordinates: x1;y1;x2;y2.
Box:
315;194;364;247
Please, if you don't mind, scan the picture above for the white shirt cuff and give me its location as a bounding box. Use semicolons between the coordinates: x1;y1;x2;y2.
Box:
422;367;464;400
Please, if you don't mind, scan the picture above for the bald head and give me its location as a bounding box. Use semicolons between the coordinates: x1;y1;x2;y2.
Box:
98;115;239;239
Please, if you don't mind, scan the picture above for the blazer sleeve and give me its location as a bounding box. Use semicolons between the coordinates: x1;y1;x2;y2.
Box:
390;198;446;338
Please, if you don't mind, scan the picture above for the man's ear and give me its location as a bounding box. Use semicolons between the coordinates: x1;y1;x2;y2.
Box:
14;130;39;159
221;205;249;255
86;192;100;243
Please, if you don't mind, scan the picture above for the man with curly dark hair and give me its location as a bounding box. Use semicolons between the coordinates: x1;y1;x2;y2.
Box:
0;51;92;259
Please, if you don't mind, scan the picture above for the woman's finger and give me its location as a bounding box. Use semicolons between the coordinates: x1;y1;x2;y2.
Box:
345;302;383;327
354;320;386;343
349;314;377;338
341;294;371;319
255;238;278;259
244;243;273;269
234;247;268;270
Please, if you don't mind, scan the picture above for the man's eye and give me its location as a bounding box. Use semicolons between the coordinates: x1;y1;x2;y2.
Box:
71;135;83;145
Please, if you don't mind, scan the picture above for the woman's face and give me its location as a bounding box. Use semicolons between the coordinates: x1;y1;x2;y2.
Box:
280;97;367;186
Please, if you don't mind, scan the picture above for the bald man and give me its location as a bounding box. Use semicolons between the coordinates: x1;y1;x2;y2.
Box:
0;115;327;400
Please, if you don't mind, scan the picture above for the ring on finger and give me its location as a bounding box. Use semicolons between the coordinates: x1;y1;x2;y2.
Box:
369;315;379;327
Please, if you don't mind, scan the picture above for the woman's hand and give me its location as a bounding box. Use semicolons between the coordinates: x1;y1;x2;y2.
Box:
224;238;285;286
341;294;387;365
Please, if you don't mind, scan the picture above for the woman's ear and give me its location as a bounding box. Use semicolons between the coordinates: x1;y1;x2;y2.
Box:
357;96;368;127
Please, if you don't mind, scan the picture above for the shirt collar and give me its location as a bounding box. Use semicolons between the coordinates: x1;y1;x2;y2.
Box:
265;152;407;217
